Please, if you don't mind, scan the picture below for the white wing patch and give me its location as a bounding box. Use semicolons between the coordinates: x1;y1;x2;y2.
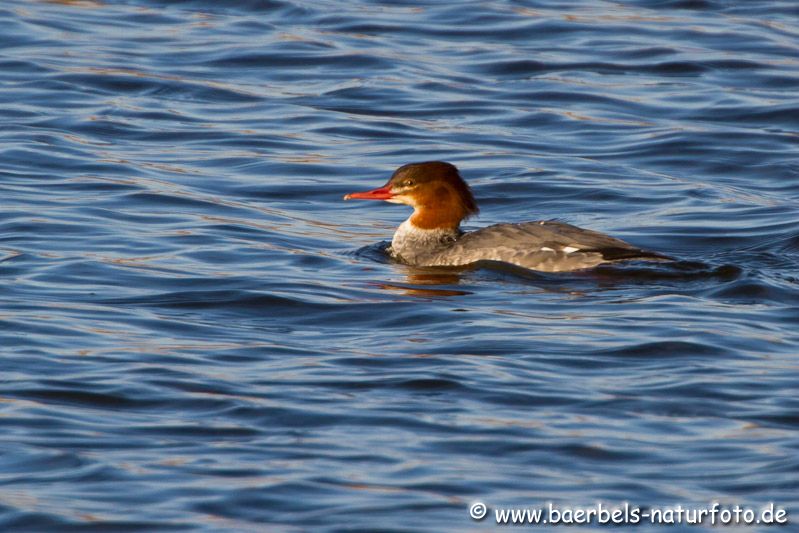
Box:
540;245;583;254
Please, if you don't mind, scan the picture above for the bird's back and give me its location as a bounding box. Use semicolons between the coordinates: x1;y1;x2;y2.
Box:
419;221;666;272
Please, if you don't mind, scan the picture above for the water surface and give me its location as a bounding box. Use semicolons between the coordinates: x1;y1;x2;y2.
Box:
1;0;798;531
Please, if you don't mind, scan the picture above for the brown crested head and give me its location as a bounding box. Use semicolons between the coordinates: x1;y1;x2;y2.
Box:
343;161;479;230
386;161;479;229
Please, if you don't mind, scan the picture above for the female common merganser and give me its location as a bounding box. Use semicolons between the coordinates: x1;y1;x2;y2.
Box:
344;161;669;272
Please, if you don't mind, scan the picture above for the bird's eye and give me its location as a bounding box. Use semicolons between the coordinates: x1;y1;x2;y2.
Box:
403;180;415;188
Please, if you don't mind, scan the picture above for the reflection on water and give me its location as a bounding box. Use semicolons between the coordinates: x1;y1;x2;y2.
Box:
374;267;473;297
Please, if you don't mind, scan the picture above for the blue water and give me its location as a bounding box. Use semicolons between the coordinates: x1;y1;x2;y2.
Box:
1;1;798;531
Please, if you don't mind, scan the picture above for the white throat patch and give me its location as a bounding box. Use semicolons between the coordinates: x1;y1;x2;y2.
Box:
389;218;458;262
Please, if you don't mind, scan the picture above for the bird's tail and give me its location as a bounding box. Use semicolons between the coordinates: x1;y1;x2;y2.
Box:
597;247;674;262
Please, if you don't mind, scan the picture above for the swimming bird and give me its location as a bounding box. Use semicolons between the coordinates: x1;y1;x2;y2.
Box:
344;161;669;272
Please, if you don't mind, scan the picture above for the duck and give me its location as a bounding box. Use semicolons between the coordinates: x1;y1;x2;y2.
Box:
344;161;669;272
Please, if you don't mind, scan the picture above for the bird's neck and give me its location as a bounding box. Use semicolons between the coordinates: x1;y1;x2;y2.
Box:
408;202;464;231
390;217;460;262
